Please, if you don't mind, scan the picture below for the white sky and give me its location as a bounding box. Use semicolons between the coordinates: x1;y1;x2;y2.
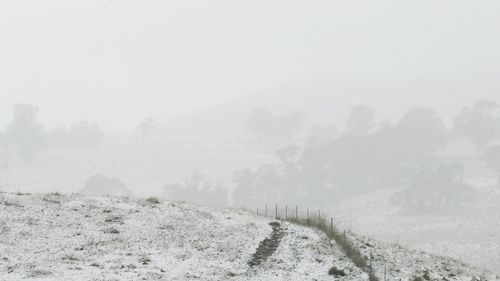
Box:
1;0;499;132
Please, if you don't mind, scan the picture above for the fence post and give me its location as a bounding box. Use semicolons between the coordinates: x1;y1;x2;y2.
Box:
295;206;298;220
306;208;309;223
285;205;288;220
330;217;333;234
318;210;321;224
265;204;267;217
369;252;373;275
275;204;278;219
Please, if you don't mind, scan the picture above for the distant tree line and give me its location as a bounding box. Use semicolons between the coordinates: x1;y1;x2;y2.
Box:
163;171;228;206
0;104;105;164
233;100;500;214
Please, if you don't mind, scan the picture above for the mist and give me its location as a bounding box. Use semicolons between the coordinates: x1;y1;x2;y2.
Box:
1;0;500;278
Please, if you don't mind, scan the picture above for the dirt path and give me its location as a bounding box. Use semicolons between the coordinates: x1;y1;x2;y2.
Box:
248;221;284;267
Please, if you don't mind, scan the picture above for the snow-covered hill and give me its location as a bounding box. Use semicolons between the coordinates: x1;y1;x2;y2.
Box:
331;183;500;275
0;192;496;281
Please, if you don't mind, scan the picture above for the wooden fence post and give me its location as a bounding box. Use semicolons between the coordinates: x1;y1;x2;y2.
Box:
369;252;373;275
265;205;267;217
318;210;321;224
275;204;278;219
295;206;298;220
285;205;287;220
330;217;333;233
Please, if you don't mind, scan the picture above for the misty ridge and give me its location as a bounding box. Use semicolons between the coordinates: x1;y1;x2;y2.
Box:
1;99;500;215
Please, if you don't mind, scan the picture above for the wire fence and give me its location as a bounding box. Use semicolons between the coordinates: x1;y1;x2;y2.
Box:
254;203;397;281
255;204;328;222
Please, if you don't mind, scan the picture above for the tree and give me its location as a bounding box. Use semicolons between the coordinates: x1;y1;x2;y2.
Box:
232;164;288;208
68;121;104;148
49;121;104;149
49;127;71;148
234;107;451;211
138;117;154;143
345;105;375;135
245;109;274;141
295;109;446;200
273;110;304;140
453;99;500;146
163;171;229;207
306;124;339;147
199;179;228;207
0;134;8;170
0;134;7;190
275;145;300;172
396;107;447;152
382;107;448;181
391;163;475;213
5;104;45;162
483;145;500;186
232;169;259;207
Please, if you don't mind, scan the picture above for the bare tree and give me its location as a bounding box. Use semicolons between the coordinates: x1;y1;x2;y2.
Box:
5;104;45;163
138;117;154;143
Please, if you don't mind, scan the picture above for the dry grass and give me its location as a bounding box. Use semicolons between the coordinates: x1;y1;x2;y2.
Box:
284;216;379;281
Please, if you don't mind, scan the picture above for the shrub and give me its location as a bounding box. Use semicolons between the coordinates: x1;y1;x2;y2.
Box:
328;266;347;277
80;174;132;197
146;197;161;204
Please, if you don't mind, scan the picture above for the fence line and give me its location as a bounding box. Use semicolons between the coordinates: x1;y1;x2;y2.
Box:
255;204;331;225
254;203;384;281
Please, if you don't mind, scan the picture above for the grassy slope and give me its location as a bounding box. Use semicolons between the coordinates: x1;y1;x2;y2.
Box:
0;192;364;281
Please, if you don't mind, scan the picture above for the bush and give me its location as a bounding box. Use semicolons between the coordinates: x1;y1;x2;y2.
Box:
146;197;160;204
80;175;132;197
328;266;347;277
391;163;475;213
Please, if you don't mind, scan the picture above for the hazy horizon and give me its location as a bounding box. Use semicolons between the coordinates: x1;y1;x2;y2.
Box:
1;1;500;276
1;0;499;132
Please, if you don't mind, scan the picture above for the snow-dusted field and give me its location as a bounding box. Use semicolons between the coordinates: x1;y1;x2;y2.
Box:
0;192;363;281
0;192;496;280
333;183;500;275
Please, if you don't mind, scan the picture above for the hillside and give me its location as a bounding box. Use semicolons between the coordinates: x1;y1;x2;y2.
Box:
0;192;496;281
331;182;500;274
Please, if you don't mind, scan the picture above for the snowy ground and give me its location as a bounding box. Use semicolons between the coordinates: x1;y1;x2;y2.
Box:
350;233;497;281
0;192;365;281
332;183;500;275
0;192;497;280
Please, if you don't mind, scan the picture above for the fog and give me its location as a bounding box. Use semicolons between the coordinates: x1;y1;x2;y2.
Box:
1;0;500;275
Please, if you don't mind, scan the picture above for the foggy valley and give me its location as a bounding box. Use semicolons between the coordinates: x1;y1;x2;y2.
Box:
1;1;500;280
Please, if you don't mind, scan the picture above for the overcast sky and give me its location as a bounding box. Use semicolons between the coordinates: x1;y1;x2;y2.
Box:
1;0;499;132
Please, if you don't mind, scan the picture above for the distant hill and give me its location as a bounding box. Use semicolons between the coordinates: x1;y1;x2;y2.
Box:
157;79;499;143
